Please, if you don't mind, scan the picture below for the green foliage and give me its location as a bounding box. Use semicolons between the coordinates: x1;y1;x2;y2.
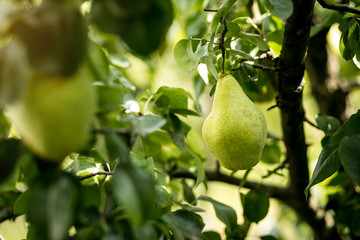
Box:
0;0;360;240
307;111;360;195
90;0;173;57
199;195;238;231
0;139;22;183
339;16;360;61
174;39;200;72
243;190;270;223
260;0;294;21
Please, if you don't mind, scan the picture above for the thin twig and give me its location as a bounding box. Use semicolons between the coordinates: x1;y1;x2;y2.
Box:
219;19;228;73
77;171;114;181
304;117;321;129
252;64;282;72
231;64;281;72
317;0;360;15
262;158;289;179
204;9;218;12
267;104;279;111
170;169;288;199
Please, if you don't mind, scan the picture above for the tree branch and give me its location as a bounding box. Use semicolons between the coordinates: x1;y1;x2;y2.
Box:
204;9;218;12
276;0;341;239
251;64;282;72
262;159;289;179
219;19;228;73
171;170;288;199
77;171;113;181
317;0;360;15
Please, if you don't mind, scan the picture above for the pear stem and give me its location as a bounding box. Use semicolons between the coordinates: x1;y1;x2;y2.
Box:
219;19;228;74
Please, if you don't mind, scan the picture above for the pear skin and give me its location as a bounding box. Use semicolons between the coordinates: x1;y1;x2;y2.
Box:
6;66;96;161
202;74;267;170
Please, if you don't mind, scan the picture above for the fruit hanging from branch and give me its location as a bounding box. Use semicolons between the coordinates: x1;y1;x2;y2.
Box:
6;66;96;162
202;74;267;170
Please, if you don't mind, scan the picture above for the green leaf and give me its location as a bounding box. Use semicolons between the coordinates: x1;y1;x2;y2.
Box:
226;21;241;38
204;53;218;80
79;184;102;210
261;141;281;164
130;152;155;174
14;189;32;216
137;130;173;157
95;82;124;112
306;144;341;195
112;166;156;226
234;63;258;82
182;180;196;204
310;12;342;37
185;13;208;38
243;190;269;223
170;108;201;117
27;173;80;240
330;110;360;144
228;49;254;61
133;222;158;240
115;0;174;56
238;32;270;51
186;144;205;187
339;131;360;184
327;172;351;187
174;39;198;72
0;138;22;184
155;185;170;207
108;54;131;69
201;231;222;240
339;17;360;60
87;41;109;81
261;235;279;240
315;113;341;136
154;86;192;110
124;114;167;137
198;195;237;230
181;204;205;213
211;7;225;33
194;74;206;99
47;174;80;240
162;210;204;239
260;0;293;21
195;43;209;60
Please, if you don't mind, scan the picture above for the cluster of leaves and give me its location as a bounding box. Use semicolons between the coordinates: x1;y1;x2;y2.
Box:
305;112;360;239
174;0;289;102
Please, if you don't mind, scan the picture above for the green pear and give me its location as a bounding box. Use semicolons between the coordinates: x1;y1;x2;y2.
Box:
6;66;96;161
202;74;267;170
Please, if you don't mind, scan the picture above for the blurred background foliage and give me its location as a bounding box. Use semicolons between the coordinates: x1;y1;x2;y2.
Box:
0;0;360;239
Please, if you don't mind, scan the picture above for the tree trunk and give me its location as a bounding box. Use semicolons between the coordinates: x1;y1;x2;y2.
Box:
277;0;341;239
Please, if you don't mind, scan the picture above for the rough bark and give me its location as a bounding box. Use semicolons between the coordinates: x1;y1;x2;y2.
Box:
277;0;340;239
